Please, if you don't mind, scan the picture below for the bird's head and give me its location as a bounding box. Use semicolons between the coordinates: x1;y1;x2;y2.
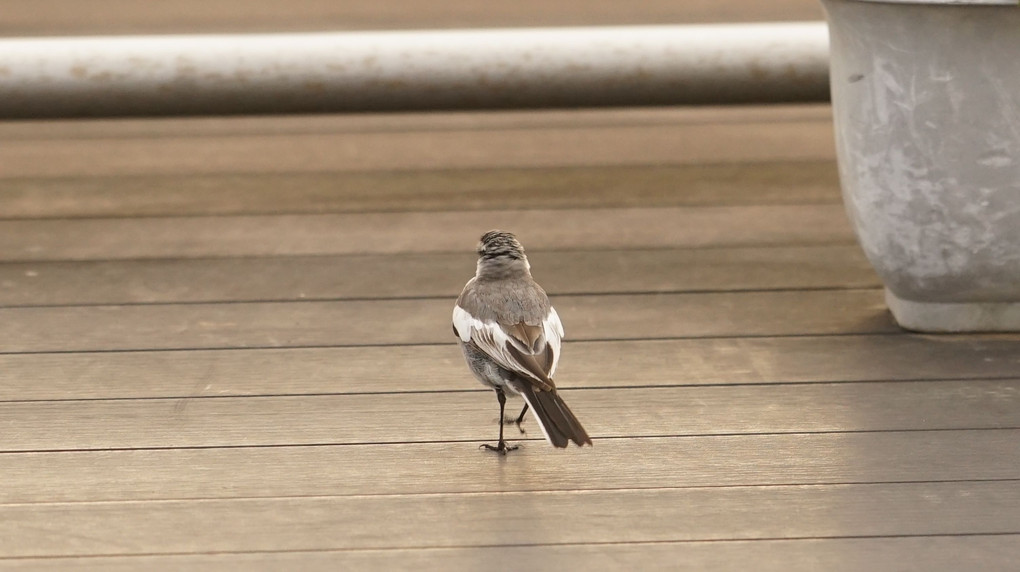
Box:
477;230;526;261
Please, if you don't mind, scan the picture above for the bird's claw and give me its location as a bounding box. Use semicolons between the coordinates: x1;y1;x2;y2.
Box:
480;441;520;455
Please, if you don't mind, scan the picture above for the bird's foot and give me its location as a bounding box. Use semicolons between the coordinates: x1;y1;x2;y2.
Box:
480;440;519;455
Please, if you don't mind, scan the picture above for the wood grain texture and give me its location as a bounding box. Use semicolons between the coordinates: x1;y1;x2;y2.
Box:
3;380;1018;452
1;536;1015;572
0;290;896;353
0;106;834;141
0;482;1017;558
0;119;835;178
3;335;1018;401
0;245;876;307
0;161;841;219
0;205;855;262
3;430;1018;503
2;0;824;36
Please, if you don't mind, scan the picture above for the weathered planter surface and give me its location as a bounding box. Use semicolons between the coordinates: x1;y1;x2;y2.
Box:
821;0;1020;331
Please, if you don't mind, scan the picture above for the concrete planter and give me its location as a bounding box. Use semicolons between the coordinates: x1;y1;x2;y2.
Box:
820;0;1020;331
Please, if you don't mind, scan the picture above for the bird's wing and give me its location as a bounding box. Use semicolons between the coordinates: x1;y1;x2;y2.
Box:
453;305;563;391
543;306;564;377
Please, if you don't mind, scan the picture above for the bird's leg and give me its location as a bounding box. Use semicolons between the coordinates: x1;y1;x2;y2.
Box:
481;389;519;455
502;403;528;434
513;403;529;434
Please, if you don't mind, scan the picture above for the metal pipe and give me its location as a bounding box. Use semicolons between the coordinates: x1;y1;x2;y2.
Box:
0;23;829;118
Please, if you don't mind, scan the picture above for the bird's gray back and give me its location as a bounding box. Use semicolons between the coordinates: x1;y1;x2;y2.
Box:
457;275;551;326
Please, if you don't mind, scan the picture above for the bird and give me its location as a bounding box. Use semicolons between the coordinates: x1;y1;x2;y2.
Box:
452;230;592;454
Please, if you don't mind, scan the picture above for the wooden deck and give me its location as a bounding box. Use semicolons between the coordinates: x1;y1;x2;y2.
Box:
3;2;1020;570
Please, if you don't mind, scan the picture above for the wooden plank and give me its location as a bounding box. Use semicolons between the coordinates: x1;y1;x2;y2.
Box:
3;430;1017;503
0;161;841;219
0;482;1017;557
4;0;824;36
0;205;854;262
0;119;835;178
0;245;876;307
2;380;1018;451
1;536;1016;572
3;334;1018;401
0;106;835;141
0;289;896;353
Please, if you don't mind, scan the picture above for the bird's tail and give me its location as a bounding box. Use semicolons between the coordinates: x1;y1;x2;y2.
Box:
517;384;592;448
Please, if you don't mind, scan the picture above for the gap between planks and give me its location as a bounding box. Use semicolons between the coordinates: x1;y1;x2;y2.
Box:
0;161;841;220
0;116;835;178
0;204;855;262
1;430;1018;503
0;482;1017;557
2;380;1019;452
1;335;1018;401
0;535;1014;572
0;245;877;307
0;289;897;353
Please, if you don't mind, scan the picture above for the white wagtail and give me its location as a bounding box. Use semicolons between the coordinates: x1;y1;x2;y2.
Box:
452;230;592;454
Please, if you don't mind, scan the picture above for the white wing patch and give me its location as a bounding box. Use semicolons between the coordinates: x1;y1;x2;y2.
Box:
452;305;477;343
543;306;564;377
453;304;564;382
